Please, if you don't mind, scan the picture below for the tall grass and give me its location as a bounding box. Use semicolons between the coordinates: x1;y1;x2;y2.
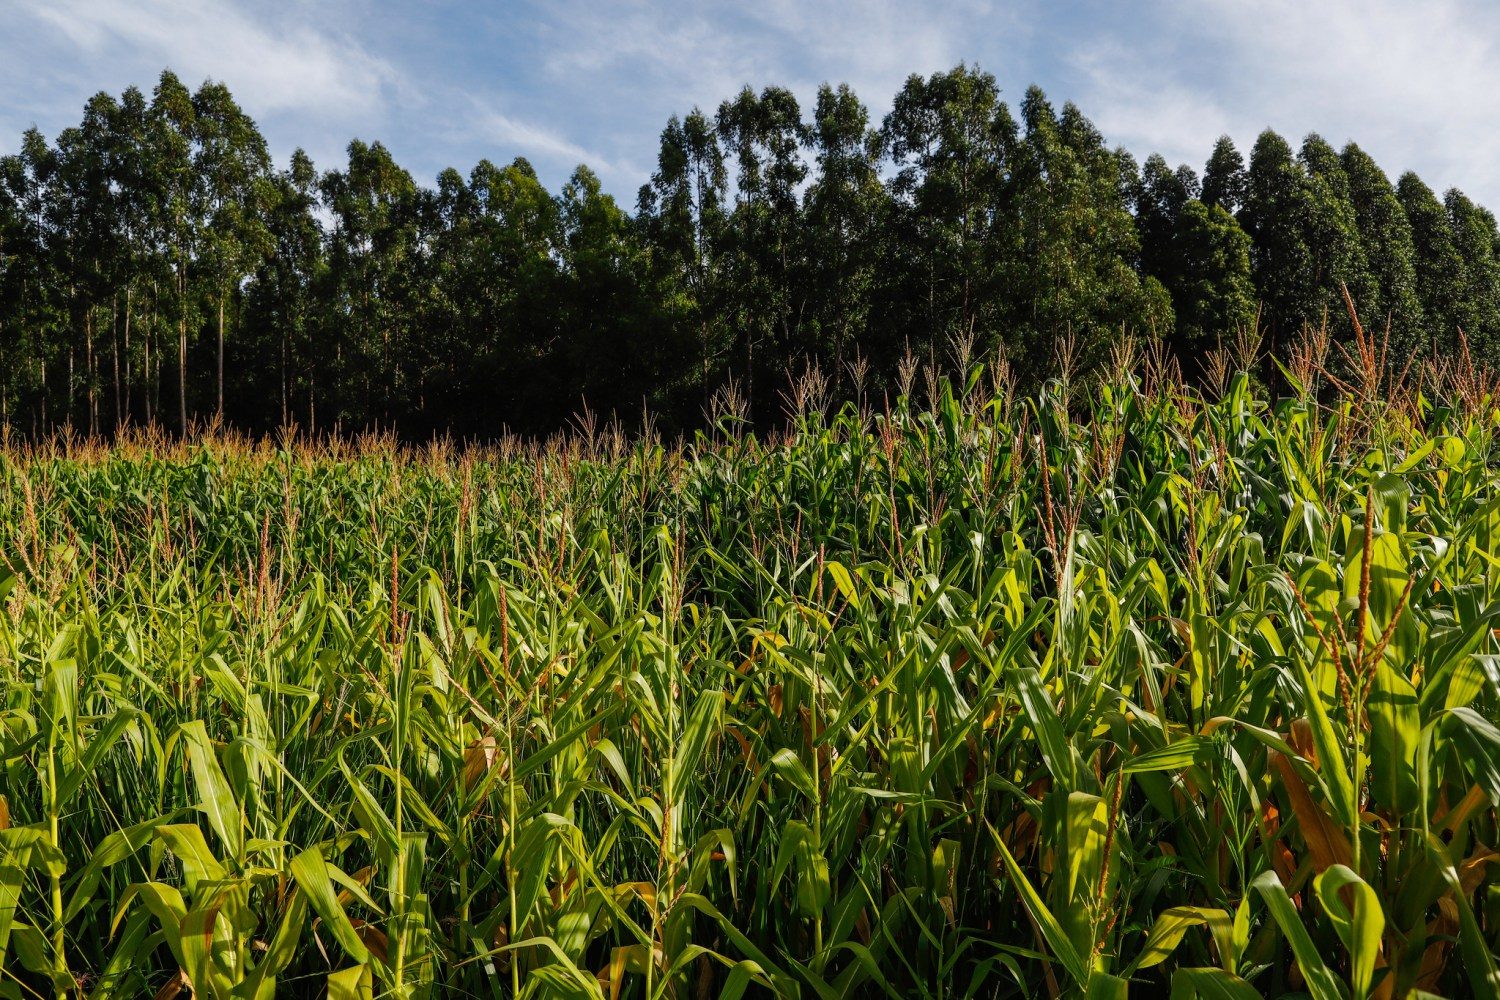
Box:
0;330;1497;998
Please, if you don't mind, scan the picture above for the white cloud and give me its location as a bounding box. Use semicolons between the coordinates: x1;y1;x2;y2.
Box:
533;0;1007;126
746;0;1000;98
12;0;395;120
497;0;1018;191
1069;42;1233;162
6;0;1500;209
1068;0;1500;203
472;107;633;179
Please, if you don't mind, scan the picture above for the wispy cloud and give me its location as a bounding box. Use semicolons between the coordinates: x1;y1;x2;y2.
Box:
5;0;1500;207
531;0;1006;122
1067;0;1500;200
745;0;1001;98
14;0;396;118
469;106;635;180
0;0;397;171
491;0;1014;189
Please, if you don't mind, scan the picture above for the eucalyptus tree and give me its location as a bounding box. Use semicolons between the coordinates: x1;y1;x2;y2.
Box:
105;86;157;427
637;110;728;414
1397;172;1468;357
881;64;1013;370
803;83;886;385
0;157;18;420
716;85;809;415
0;151;39;427
1134;153;1199;285
0;132;63;430
1444;188;1500;364
320;140;420;428
457;155;560;433
148;70;200;433
1240;131;1314;341
1298;134;1376;332
242;149;323;429
420;158;547;434
192;80;273;420
422;166;479;431
1201;135;1247;214
1010;90;1166;372
1239;131;1373;346
1340;142;1422;356
6;62;1500;439
555;165;669;424
50;92;128;432
1133;154;1254;365
1167;200;1256;365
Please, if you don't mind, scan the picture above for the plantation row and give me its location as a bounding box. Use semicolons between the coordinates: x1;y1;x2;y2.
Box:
9;65;1500;440
0;347;1497;997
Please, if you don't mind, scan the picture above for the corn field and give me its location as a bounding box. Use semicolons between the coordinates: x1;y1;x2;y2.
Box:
1;348;1498;998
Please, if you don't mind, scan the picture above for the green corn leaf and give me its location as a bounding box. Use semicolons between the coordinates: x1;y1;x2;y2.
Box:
235;886;308;1000
1312;865;1384;999
1446;707;1500;808
0;864;21;961
289;846;370;966
181;720;244;860
1251;869;1346;1000
1366;658;1420;814
1131;906;1233;973
1009;667;1075;789
1286;645;1358;830
112;882;189;973
1424;833;1500;998
327;963;373;1000
987;818;1089;989
1169;967;1262;1000
1124;737;1213;774
154;823;226;894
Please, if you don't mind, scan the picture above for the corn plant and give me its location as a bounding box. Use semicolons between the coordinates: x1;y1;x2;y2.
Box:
0;345;1496;998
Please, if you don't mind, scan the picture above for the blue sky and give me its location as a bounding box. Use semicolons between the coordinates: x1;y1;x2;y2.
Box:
4;0;1500;207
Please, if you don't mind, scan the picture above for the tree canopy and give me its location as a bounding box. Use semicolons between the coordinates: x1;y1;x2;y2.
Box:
2;66;1495;438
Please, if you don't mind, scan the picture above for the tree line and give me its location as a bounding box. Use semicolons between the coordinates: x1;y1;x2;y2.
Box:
2;64;1498;439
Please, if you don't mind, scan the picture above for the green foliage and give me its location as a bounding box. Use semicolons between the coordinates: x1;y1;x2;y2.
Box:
803;83;884;387
1168;201;1257;360
880;65;1015;367
1444;189;1500;362
1340;143;1423;358
1202;136;1247;215
5;68;1500;440
1397;173;1469;360
0;361;1496;997
1134;155;1256;365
